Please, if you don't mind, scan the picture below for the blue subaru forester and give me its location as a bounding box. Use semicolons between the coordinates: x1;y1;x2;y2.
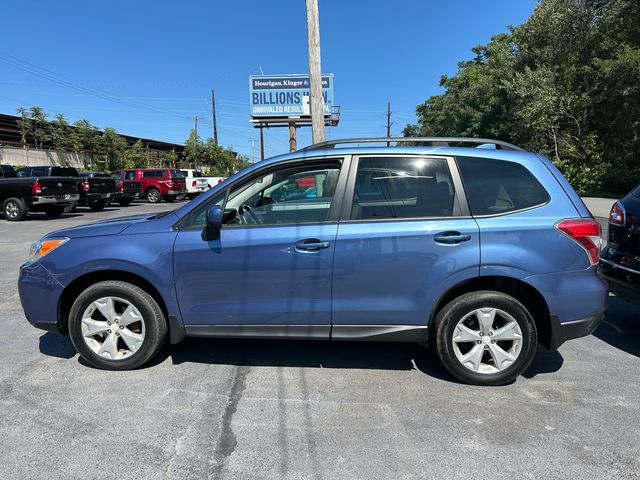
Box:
18;138;607;385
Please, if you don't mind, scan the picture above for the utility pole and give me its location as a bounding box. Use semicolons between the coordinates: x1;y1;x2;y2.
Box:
386;100;392;146
250;139;255;162
305;0;325;144
211;89;218;145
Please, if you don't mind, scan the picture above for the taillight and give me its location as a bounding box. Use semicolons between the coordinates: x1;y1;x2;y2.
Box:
119;183;125;191
81;181;90;192
192;180;197;187
555;218;602;265
609;201;625;225
31;181;42;194
217;179;223;184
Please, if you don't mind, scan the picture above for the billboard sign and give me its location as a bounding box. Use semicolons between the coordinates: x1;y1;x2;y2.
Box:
249;74;334;118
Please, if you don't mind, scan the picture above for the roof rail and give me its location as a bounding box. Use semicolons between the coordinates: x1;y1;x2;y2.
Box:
298;137;525;152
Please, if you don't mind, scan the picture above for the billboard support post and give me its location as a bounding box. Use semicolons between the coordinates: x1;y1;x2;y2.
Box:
259;125;265;160
288;122;297;152
305;0;325;144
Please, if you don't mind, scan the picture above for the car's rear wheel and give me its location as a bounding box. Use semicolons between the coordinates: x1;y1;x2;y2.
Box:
89;200;106;212
433;291;537;386
3;197;27;221
44;205;65;218
68;281;167;370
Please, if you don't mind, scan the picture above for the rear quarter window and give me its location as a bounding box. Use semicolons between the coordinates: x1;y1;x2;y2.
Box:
457;157;550;216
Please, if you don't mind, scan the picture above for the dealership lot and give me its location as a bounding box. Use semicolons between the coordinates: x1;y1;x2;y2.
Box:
1;202;639;479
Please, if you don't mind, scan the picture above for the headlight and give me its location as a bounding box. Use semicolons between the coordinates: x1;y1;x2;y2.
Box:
28;237;69;262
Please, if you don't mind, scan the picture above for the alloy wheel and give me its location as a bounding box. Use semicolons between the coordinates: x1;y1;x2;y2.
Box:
5;201;19;218
451;307;523;374
147;190;160;203
81;296;146;360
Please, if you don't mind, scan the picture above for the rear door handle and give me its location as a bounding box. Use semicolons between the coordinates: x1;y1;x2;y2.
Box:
434;231;472;244
295;238;331;252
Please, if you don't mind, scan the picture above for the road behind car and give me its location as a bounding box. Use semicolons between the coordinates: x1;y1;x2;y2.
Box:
0;202;639;479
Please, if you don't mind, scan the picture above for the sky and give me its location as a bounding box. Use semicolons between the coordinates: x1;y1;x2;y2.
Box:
0;0;535;159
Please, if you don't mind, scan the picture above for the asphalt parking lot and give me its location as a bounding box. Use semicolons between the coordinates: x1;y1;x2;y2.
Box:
0;201;639;479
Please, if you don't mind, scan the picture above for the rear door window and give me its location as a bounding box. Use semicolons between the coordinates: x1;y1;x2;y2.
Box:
456;157;549;215
350;156;455;220
51;167;78;177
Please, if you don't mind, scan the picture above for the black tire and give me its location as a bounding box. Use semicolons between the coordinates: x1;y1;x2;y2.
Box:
146;188;161;203
44;206;65;218
68;280;167;370
117;199;132;207
89;200;106;212
433;291;537;386
2;197;28;221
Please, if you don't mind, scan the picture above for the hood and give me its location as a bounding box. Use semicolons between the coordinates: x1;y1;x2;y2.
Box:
46;212;168;239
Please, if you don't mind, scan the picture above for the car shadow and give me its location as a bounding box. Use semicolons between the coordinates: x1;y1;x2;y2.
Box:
593;296;640;358
40;332;565;383
25;213;85;221
38;332;76;359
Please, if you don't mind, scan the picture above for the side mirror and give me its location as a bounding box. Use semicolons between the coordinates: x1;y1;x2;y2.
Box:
203;205;223;240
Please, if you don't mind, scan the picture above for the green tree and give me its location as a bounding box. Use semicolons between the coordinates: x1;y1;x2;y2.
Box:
101;128;129;171
404;0;640;195
16;106;51;149
122;140;148;169
159;150;178;167
182;128;205;166
73;119;102;166
50;114;77;152
201;138;250;176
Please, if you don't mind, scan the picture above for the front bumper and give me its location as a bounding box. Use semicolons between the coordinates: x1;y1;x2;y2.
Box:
32;194;80;205
18;262;65;333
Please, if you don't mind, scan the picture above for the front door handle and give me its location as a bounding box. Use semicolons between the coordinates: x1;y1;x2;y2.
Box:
295;238;331;252
434;231;472;244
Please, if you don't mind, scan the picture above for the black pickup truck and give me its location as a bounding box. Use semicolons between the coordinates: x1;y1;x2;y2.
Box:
17;166;117;212
82;171;142;207
0;164;79;221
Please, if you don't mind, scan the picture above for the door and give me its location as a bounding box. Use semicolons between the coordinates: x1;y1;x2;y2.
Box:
173;159;347;333
331;155;480;332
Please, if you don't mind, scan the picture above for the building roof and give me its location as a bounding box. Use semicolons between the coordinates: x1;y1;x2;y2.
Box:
0;112;184;153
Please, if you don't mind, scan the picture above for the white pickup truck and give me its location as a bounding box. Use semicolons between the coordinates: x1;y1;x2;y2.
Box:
179;169;210;199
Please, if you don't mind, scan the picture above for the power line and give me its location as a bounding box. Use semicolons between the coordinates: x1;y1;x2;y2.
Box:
0;50;190;120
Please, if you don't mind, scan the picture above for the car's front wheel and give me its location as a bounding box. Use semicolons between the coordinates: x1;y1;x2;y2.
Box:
68;281;167;370
433;291;537;386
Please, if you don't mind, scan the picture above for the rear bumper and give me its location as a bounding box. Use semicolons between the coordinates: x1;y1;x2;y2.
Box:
31;194;79;205
548;307;606;350
599;257;640;306
167;190;186;196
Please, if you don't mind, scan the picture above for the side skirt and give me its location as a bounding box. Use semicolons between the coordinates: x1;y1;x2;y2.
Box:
183;324;428;343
